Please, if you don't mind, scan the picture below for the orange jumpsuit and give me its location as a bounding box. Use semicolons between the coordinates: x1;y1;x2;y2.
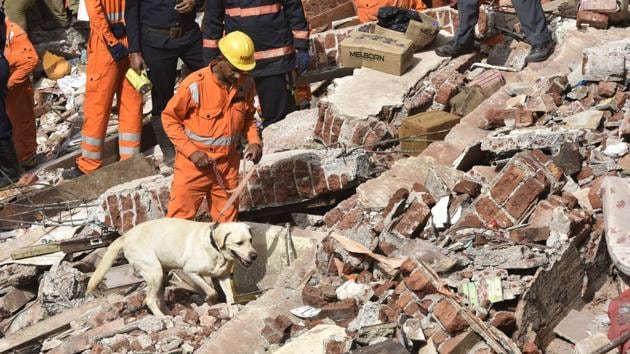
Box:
162;63;261;222
354;0;427;23
4;19;38;163
76;0;143;173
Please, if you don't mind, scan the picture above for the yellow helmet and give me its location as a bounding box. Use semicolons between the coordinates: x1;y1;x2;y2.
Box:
218;31;256;72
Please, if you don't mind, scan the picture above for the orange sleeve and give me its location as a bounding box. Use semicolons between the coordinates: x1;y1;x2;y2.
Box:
85;0;120;47
6;28;38;89
243;80;262;146
162;83;199;159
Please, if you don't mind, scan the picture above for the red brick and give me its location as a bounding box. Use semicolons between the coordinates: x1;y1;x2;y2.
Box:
453;213;485;230
484;109;534;129
374;280;397;297
404;269;436;295
475;197;514;229
392;201;431;238
433;299;469;334
438;331;480;354
504;178;545;220
509;226;550;243
577;9;609;29
261;315;293;345
453;179;481;197
400;258;418;274
379;304;401;323
589;175;610;209
403;301;421;317
598;81;617;98
319;299;357;321
395;290;415;309
490;164;526;204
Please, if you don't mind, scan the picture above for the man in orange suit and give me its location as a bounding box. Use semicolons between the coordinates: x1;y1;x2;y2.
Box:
64;0;143;179
4;17;38;169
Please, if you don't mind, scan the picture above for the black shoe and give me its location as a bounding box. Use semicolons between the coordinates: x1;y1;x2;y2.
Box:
435;40;475;57
0;139;22;188
525;40;555;63
61;167;85;180
151;115;176;163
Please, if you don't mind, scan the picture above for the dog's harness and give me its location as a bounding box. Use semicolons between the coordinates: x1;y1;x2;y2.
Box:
209;223;220;250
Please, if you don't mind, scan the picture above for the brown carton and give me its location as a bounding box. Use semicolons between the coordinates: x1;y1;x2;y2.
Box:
339;31;414;76
374;13;440;52
399;111;462;155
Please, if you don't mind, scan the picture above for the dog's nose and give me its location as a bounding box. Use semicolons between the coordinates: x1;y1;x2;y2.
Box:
249;252;258;261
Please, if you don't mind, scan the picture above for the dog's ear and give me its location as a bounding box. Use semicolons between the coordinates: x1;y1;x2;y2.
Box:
213;224;230;249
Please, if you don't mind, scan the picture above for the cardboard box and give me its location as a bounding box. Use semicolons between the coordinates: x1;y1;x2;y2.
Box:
339;32;413;76
399;111;462;155
374;13;440;52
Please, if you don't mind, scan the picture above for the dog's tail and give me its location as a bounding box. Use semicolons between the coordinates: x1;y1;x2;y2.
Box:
86;236;125;293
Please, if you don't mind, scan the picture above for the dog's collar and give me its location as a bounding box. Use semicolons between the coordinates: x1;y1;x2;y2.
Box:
209;223;220;249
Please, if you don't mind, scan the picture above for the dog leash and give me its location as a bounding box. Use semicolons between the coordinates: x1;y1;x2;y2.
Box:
216;159;256;219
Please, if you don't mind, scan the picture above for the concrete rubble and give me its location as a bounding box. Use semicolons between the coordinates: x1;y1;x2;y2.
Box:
1;3;630;354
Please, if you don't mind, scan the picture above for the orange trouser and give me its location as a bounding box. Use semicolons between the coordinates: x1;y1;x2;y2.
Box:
76;34;143;173
166;151;240;222
6;81;37;162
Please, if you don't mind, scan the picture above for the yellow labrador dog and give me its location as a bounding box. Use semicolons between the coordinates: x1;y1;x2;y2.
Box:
87;218;257;317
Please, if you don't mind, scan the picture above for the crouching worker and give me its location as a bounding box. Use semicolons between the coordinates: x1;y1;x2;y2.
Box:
163;31;262;222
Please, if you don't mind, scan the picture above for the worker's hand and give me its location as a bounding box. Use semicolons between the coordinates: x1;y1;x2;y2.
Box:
129;52;147;74
175;0;195;14
107;42;129;62
295;50;310;74
190;150;213;169
244;144;262;164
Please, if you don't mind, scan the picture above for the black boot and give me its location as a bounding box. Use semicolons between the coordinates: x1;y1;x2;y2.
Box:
0;139;22;188
151;115;176;164
435;40;476;58
525;40;555;63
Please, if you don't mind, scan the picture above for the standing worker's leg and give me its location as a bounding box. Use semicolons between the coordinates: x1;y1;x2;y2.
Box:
5;81;37;165
141;44;178;163
76;37;119;174
167;156;211;219
42;0;70;27
207;154;240;222
435;0;478;57
0;58;22;187
116;60;144;160
180;39;206;73
255;74;296;128
4;0;36;30
511;0;555;63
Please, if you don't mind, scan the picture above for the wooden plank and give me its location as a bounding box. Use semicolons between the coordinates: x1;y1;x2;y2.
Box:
0;227;48;262
0;155;157;228
0;294;122;353
38;117;156;171
295;67;355;86
308;1;356;29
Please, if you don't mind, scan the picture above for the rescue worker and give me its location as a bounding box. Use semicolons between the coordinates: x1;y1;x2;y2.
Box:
125;0;205;164
162;31;262;222
0;8;23;187
354;0;426;23
4;0;72;30
5;18;39;169
435;0;555;64
64;0;144;178
203;0;310;129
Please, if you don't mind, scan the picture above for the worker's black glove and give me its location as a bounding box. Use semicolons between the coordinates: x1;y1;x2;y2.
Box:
295;49;310;74
107;42;129;62
203;47;220;66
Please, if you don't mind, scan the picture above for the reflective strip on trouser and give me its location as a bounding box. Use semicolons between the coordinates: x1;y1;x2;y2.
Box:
254;46;294;60
76;35;143;174
185;129;241;147
225;4;281;17
119;132;141;159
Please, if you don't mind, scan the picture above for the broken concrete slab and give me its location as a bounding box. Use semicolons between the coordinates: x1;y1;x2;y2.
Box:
564;110;604;130
0;155;157;229
600;176;630;276
481;127;586;154
581;39;630;82
262;108;321;154
554;309;597;344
